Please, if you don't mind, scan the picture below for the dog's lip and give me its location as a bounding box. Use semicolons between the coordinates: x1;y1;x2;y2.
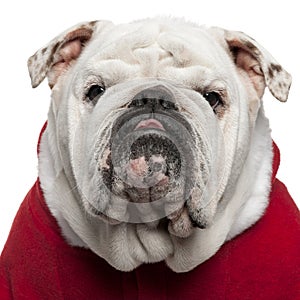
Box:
134;118;165;131
111;109;193;139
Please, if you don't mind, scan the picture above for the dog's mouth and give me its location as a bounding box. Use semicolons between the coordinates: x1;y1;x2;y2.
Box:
102;115;184;200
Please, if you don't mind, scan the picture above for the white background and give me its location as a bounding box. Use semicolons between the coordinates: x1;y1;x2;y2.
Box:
0;0;299;251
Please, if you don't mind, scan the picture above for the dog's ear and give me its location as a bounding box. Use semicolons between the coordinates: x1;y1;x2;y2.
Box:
28;20;112;89
211;28;292;102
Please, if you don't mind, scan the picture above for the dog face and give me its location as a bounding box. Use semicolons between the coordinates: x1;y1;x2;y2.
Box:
28;18;291;270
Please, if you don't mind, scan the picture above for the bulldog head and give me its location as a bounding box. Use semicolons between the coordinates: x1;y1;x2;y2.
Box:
29;18;291;271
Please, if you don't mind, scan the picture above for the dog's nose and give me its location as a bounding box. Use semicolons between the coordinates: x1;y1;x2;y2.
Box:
128;85;177;112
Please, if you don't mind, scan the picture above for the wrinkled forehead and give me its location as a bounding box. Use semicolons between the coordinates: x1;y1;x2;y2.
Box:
82;21;229;69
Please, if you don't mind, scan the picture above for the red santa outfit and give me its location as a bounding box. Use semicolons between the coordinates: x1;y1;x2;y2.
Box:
1;130;300;299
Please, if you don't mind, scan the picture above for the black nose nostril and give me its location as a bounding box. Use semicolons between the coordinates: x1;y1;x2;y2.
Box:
129;98;175;111
128;98;146;108
159;99;177;110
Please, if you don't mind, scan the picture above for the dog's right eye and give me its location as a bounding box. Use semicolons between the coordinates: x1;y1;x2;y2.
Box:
202;91;224;113
203;92;222;110
86;84;105;102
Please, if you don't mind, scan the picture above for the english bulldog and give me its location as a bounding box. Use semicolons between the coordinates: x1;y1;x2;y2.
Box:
2;17;300;299
30;18;292;271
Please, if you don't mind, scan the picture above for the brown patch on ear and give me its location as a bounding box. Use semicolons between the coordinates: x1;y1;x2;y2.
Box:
65;27;93;44
268;64;283;79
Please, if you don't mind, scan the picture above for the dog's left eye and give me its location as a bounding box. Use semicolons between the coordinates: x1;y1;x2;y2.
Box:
86;84;105;102
203;92;222;111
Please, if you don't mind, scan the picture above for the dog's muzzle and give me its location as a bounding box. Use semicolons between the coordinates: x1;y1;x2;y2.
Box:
92;85;201;224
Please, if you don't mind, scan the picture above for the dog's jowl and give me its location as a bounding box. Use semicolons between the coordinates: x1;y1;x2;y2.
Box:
1;18;299;300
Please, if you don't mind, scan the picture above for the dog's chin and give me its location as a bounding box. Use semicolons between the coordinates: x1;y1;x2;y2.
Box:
86;200;195;239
